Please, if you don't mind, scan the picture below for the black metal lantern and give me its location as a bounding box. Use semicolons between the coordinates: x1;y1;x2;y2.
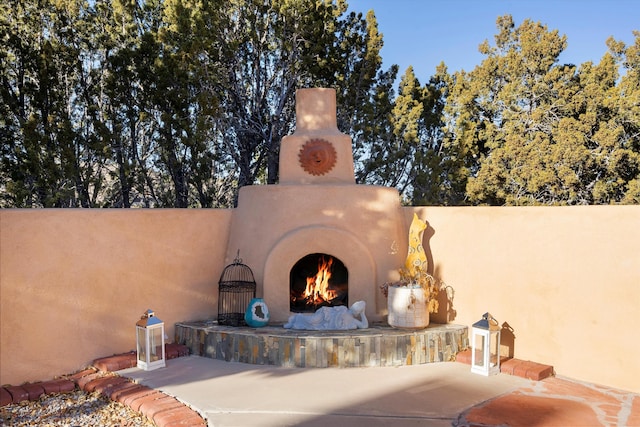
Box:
217;252;256;326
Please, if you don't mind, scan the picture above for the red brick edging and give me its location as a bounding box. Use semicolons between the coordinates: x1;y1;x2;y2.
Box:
1;343;205;427
455;348;554;380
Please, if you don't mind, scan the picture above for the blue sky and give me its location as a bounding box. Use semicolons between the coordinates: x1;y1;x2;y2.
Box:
347;0;639;84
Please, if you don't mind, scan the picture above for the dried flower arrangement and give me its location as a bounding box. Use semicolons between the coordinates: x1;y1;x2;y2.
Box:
381;265;440;314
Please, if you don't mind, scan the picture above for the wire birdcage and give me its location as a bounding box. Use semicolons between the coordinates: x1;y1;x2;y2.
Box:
217;252;256;326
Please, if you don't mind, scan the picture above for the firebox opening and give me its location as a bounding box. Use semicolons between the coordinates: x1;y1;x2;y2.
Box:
290;253;348;313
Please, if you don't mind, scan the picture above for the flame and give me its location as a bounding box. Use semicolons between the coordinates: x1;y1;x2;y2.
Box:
303;256;338;304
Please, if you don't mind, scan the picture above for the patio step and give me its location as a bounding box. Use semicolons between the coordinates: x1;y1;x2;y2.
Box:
174;321;468;368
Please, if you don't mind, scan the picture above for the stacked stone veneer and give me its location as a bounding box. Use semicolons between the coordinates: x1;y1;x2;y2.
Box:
175;322;468;368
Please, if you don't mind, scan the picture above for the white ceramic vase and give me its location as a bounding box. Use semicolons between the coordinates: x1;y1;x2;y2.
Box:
387;285;430;329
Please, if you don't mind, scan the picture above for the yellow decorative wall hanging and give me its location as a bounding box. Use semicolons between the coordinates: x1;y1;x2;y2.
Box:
404;213;428;277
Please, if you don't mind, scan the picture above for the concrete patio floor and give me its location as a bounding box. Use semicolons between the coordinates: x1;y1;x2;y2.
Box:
117;355;640;426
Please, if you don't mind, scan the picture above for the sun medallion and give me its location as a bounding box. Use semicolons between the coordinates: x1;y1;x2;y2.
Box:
298;139;337;176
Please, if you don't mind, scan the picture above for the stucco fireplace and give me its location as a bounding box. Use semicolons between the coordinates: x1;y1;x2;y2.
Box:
176;88;468;366
224;88;408;323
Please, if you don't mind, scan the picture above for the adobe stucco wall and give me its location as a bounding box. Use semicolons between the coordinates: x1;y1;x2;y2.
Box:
0;209;232;386
1;206;639;393
408;205;640;394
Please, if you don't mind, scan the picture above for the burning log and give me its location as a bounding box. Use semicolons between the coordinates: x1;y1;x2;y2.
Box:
290;254;348;313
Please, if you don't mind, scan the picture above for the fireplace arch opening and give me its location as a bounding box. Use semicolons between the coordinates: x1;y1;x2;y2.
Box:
289;253;348;313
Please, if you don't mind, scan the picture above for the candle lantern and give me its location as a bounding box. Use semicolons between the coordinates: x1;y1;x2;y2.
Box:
471;312;501;376
136;309;166;371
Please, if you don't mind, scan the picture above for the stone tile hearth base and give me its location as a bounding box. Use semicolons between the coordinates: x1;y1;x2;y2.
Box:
175;321;468;368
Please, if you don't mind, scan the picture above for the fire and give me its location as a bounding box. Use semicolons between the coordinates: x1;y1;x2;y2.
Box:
303;256;338;304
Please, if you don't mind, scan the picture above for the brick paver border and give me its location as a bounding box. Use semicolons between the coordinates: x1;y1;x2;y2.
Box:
454;348;554;380
0;343;205;427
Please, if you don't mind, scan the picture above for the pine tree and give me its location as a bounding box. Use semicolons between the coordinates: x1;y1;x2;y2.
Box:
443;15;639;205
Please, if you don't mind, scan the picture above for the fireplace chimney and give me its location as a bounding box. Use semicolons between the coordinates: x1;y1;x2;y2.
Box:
279;88;355;185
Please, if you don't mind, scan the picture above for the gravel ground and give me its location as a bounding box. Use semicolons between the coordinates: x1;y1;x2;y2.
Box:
0;390;156;426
